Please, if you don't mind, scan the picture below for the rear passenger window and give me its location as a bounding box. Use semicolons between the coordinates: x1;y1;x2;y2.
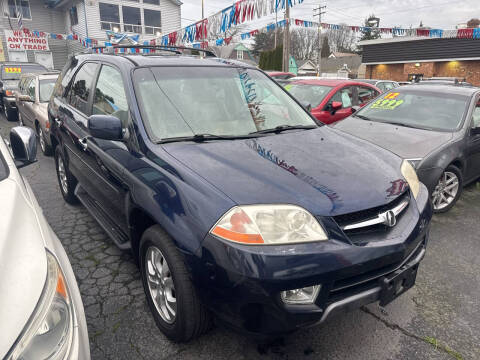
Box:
92;65;129;124
330;87;354;108
357;86;379;104
67;62;98;114
27;79;35;99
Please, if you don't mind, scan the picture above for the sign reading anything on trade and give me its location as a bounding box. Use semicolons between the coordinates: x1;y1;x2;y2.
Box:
4;30;49;51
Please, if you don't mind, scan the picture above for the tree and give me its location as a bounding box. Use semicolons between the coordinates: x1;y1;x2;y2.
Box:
321;37;331;58
359;14;381;41
467;18;480;28
289;28;320;60
252;30;283;56
327;26;357;53
259;45;283;71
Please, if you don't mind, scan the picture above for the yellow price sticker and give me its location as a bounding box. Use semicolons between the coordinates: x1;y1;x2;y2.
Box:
371;98;404;110
4;67;21;73
284;84;292;91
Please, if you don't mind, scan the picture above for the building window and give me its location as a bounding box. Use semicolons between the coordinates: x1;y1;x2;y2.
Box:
237;50;244;60
144;9;161;35
99;2;120;32
144;0;160;5
69;6;78;26
6;0;31;20
122;6;142;33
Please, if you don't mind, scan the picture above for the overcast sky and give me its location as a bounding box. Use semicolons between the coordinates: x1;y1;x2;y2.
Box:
180;0;478;33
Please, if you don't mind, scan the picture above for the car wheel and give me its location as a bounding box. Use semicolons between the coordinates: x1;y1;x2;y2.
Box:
431;165;463;213
54;147;78;204
37;125;52;156
4;106;17;122
140;225;212;342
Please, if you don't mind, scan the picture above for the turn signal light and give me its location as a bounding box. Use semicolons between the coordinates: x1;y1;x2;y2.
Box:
5;90;13;96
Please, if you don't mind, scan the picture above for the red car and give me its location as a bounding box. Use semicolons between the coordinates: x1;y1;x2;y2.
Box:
285;79;381;124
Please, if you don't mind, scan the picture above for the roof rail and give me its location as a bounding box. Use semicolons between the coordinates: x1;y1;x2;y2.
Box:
84;45;216;57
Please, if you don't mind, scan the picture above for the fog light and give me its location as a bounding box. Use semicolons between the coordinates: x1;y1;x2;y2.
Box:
281;285;321;304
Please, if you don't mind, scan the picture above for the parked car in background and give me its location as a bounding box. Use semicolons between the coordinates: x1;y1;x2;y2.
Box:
49;50;431;342
285;79;380;124
334;85;480;212
266;71;296;85
398;81;412;86
415;78;474;87
0;127;90;359
356;79;399;92
16;72;59;155
0;62;48;121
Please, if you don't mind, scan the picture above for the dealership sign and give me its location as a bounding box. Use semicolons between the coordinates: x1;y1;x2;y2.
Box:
5;30;49;51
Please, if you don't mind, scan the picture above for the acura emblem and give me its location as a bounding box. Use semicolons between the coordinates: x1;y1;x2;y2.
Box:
382;210;397;227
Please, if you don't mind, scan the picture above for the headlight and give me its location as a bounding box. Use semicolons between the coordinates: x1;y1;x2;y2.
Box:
406;158;422;169
7;251;74;360
401;160;420;199
5;90;14;96
210;205;328;245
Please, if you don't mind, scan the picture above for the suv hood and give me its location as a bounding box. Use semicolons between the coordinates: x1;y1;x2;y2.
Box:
333;117;453;158
0;169;47;358
162;127;405;216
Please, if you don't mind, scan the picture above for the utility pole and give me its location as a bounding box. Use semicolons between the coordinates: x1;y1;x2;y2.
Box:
274;4;278;48
313;4;326;76
282;4;290;72
202;0;204;19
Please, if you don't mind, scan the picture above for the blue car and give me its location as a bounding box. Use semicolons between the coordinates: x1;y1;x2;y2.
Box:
48;47;432;342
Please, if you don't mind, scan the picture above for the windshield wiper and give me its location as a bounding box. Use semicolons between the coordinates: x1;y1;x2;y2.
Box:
158;133;259;144
383;122;428;130
249;124;317;135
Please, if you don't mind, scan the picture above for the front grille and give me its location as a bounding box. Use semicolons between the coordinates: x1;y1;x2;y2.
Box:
333;191;410;237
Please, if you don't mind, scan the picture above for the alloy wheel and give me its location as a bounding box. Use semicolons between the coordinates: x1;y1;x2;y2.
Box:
432;171;459;211
145;246;177;324
57;156;68;195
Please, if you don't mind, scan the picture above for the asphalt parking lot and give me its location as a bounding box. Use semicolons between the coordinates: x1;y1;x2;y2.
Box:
1;117;479;360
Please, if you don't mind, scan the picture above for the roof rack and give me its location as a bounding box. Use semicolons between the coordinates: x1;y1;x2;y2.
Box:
84;45;216;58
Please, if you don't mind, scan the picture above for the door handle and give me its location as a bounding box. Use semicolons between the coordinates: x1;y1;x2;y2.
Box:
79;137;88;151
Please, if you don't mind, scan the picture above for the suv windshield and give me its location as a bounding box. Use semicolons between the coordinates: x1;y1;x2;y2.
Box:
133;67;316;141
39;78;57;102
355;89;469;131
1;64;46;80
285;84;333;108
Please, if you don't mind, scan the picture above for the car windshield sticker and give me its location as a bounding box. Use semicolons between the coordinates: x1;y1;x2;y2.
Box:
384;92;400;99
371;98;404;110
284;84;293;91
4;67;21;74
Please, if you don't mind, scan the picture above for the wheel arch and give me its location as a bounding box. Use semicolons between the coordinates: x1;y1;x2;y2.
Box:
128;206;157;260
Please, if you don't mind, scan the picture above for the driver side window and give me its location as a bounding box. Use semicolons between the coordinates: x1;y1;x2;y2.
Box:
472;100;480;128
329;87;353;108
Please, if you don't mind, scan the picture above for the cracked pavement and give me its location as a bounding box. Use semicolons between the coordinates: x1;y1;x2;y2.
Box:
1;118;479;359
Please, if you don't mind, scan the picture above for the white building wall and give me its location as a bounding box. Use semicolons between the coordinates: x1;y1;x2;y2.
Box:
82;0;181;41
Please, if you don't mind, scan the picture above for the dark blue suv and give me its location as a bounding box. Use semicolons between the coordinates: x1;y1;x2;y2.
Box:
48;46;432;342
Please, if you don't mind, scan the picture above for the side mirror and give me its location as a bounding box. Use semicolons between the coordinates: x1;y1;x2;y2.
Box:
88;114;123;141
10;127;37;168
331;101;343;111
18;94;34;102
300;101;312;112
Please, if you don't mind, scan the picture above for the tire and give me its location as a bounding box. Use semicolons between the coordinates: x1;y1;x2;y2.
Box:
140;225;212;342
4;105;18;122
431;165;463;213
54;147;78;204
37;124;52;156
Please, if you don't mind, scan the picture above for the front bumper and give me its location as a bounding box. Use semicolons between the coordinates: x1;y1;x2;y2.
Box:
192;185;432;336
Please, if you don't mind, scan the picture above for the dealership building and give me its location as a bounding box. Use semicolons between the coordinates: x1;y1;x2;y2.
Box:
359;37;480;86
0;0;181;69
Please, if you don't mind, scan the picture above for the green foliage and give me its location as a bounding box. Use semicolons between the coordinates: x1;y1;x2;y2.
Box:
259;45;283;71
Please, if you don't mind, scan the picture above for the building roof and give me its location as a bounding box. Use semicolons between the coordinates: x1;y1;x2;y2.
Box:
321;55;362;73
330;52;357;58
297;60;316;68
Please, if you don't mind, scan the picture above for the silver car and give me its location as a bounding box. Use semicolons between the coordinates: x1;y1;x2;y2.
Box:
0;127;90;359
16;72;58;155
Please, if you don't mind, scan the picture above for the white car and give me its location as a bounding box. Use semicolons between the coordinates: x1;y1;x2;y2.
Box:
0;127;90;359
